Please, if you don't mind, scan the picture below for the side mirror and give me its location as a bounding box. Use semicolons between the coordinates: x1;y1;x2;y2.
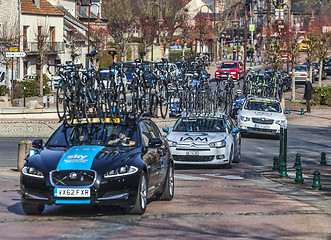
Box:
148;138;163;148
232;128;240;133
284;110;291;114
162;127;169;134
32;139;43;149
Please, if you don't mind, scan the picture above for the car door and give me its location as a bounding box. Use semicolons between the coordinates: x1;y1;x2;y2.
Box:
140;121;161;192
149;121;168;183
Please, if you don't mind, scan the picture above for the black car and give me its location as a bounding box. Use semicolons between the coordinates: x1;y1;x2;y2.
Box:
20;117;174;215
324;57;331;75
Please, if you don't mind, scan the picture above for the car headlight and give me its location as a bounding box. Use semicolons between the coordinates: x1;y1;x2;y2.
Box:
240;116;251;122
104;165;138;178
209;139;226;148
167;140;178;147
276;120;286;125
21;166;44;178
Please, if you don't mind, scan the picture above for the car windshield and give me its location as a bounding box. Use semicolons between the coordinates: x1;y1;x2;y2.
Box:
244;100;282;113
46;123;139;147
173;117;226;132
220;63;238;68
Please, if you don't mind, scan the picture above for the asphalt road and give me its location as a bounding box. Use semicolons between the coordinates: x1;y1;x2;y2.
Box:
1;123;330;169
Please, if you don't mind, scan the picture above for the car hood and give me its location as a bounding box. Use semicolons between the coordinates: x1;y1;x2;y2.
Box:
167;132;227;145
26;145;139;173
239;109;286;120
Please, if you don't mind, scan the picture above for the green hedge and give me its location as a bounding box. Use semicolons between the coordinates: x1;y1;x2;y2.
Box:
14;74;50;98
312;85;331;105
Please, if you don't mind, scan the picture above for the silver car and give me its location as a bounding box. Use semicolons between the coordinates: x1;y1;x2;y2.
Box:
291;65;309;83
166;115;241;168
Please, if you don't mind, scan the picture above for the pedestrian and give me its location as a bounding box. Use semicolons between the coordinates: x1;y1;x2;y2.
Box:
303;78;313;113
257;48;261;64
233;46;236;61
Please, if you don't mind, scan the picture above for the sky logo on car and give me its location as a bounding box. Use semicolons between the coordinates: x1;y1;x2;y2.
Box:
57;146;105;170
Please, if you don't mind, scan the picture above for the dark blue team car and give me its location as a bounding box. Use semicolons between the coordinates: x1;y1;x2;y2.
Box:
20;117;174;215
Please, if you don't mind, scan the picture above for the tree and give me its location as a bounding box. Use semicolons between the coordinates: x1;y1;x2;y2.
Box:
103;0;135;61
34;23;50;96
287;32;300;101
316;32;330;86
89;26;108;66
0;20;19;98
264;24;284;71
305;31;318;83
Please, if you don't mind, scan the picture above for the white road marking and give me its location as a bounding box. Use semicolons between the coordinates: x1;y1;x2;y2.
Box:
175;174;209;181
202;174;244;180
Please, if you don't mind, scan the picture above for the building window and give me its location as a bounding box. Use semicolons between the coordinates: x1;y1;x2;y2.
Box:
23;26;29;50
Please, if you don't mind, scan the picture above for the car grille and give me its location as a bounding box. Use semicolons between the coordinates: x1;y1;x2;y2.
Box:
252;118;274;124
247;127;277;134
173;155;214;162
50;170;96;187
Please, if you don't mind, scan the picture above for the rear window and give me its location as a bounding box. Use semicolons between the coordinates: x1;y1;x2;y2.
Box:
220;62;238;68
295;66;307;71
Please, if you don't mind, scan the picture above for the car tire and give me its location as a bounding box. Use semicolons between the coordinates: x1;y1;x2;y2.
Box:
126;171;147;215
156;163;174;201
21;201;45;215
233;138;241;163
225;147;233;169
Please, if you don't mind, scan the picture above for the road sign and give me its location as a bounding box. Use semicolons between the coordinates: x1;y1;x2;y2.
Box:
9;48;18;52
5;52;26;58
249;24;255;32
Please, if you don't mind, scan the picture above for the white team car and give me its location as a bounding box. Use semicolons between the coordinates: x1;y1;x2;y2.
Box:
165;114;241;168
237;97;287;136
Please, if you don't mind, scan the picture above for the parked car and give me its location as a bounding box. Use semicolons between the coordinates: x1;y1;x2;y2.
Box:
290;65;309;83
20;117;174;215
237;97;287;136
302;62;327;81
324;57;331;75
298;38;309;51
165;114;241;168
215;61;244;81
48;71;62;90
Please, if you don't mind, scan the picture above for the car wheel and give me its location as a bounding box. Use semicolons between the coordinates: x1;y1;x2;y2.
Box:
233;138;241;163
225;147;233;169
21;201;44;215
126;171;147;215
156;163;174;201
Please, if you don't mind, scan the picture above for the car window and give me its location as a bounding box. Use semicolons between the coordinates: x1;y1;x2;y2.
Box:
172;117;226;132
295;66;307;71
140;121;156;146
46;124;139;147
244;100;282;113
220;63;237;68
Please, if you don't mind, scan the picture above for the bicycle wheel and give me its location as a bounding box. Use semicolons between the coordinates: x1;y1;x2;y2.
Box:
159;82;169;119
56;79;65;121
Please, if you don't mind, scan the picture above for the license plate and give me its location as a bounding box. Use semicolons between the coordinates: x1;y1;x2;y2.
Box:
221;75;227;78
55;187;90;198
255;124;270;129
186;151;199;156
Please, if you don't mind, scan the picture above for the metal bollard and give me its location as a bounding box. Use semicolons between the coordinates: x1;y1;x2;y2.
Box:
18;140;32;171
283;125;287;165
293;153;301;168
272;156;280;171
320;152;327;165
279;161;288;179
300;108;305;115
295;165;304;184
312;170;322;190
279;124;284;170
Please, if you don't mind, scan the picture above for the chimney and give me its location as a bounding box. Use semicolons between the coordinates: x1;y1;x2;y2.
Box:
34;0;41;9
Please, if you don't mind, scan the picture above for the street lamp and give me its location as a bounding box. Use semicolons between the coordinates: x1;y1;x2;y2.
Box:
231;8;239;60
151;4;165;61
198;5;211;54
87;1;103;67
231;2;248;86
